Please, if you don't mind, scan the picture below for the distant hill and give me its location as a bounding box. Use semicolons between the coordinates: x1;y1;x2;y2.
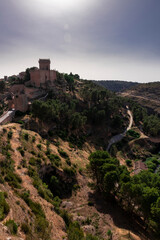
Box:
121;81;160;115
93;80;138;92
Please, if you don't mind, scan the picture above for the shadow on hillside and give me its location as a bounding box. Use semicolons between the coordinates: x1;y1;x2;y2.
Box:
88;190;153;240
40;165;78;199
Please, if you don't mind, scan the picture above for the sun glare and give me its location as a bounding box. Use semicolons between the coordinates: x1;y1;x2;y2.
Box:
34;0;94;13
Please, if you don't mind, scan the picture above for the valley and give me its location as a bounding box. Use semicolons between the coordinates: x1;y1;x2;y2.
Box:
0;67;160;240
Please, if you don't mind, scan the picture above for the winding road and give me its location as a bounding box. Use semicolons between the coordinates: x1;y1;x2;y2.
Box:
107;107;133;151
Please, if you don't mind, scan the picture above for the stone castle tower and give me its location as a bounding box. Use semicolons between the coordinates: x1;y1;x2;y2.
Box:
39;59;50;70
30;59;56;88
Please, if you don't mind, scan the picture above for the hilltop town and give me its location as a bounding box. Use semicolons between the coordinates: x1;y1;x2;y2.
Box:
0;59;57;114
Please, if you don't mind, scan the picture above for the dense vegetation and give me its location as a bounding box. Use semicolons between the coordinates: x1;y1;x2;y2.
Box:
89;150;160;235
31;78;160;138
31;80;127;147
128;100;160;136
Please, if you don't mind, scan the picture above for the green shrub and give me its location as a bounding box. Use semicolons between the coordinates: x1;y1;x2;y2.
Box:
88;201;94;206
69;142;74;148
0;175;4;183
69;134;86;149
21;194;50;238
86;234;99;240
107;229;112;239
78;168;83;174
0;192;10;220
67;222;84;240
37;144;42;150
54;141;60;147
32;136;36;142
60;210;72;227
21;191;30;201
21;159;27;168
17;147;25;157
27;166;36;177
7;131;13;139
35;216;50;238
83;217;92;225
21;222;30;234
17;120;24;124
125;159;132;167
47;154;61;167
37;152;42;158
6;152;11;158
5;219;18;235
38;188;45;199
5;171;22;189
3;128;7;133
58;148;69;159
36;158;42;166
53;196;62;214
23;133;29;141
29;157;36;166
30;150;36;155
3;192;8;198
73;184;80;191
66;158;71;166
63;167;76;177
127;129;140;138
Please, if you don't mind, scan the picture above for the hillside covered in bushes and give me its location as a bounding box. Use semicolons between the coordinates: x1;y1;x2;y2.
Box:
0;72;160;239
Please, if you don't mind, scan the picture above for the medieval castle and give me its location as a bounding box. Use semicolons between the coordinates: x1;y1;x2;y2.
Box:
7;59;57;113
29;59;57;88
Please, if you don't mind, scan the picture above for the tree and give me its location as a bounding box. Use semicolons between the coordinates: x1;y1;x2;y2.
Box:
0;81;5;93
141;187;159;222
103;170;118;195
89;151;120;195
24;68;30;82
151;197;160;228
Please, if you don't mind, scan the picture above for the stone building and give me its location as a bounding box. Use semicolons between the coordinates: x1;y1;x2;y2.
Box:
30;59;57;88
133;160;148;175
9;84;28;112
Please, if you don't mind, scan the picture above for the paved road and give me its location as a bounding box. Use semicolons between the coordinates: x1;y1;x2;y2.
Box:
0;110;15;125
126;109;133;132
38;93;48;101
107;108;133;151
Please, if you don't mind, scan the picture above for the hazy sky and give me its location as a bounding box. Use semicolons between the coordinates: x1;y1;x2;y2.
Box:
0;0;160;82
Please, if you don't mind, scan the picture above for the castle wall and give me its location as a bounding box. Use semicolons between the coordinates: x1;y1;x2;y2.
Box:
50;70;57;82
10;84;25;94
14;94;28;112
30;70;40;87
30;69;57;88
39;70;50;85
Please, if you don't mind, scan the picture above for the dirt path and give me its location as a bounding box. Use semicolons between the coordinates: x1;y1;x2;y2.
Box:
121;92;160;105
107;107;133;151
